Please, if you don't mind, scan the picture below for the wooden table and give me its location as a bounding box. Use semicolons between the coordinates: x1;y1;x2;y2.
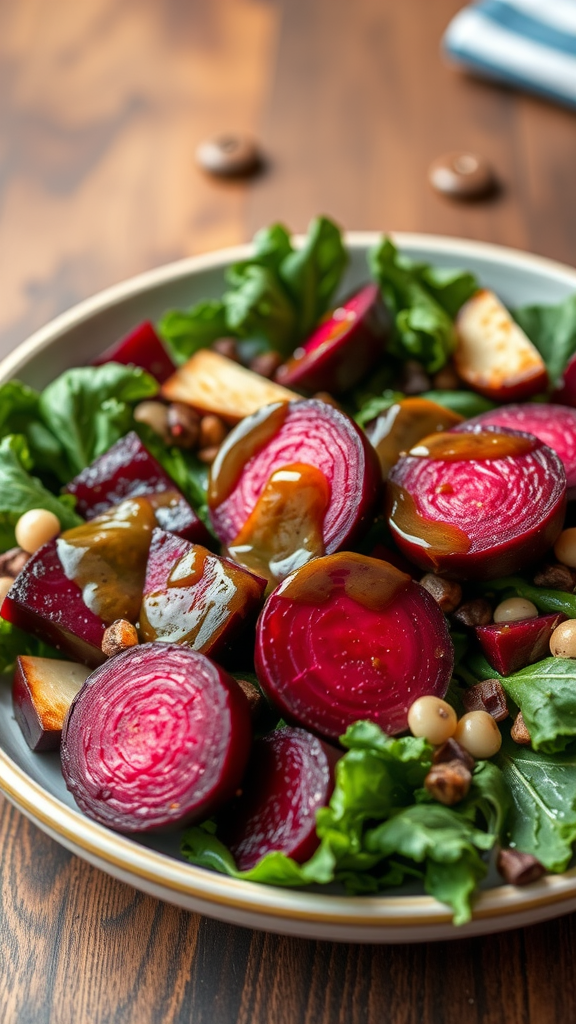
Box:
2;1;576;1021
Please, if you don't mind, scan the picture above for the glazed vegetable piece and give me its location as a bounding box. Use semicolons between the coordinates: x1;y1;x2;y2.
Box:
464;403;576;497
64;431;210;545
13;655;89;751
365;397;464;479
220;726;340;870
387;426;566;579
61;644;252;833
139;528;266;658
255;552;453;739
274;283;390;394
475;613;566;676
454;289;548;401
91;322;176;383
209;399;381;582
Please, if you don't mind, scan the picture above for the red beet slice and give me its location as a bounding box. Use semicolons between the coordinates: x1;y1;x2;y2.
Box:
91;321;176;383
387;426;566;580
64;431;210;545
139;528;266;658
208;400;381;581
274;284;390;394
464;403;576;498
475;613;565;676
1;541;107;667
61;644;252;833
255;552;453;739
221;726;339;871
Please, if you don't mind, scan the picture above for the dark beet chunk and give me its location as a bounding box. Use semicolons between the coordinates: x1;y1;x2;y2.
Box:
464;403;576;498
139;528;266;658
387;427;566;580
208;400;381;582
91;321;176;383
64;431;210;545
475;613;565;676
255;552;453;739
274;284;390;394
221;726;339;871
61;644;252;833
1;541;107;667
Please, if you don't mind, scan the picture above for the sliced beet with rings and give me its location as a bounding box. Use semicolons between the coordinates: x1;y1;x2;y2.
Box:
387;426;566;580
475;612;565;676
139;528;266;658
61;644;252;833
208;400;381;583
220;726;340;871
255;552;453;739
92;321;176;383
464;403;576;498
274;284;390;394
64;431;211;545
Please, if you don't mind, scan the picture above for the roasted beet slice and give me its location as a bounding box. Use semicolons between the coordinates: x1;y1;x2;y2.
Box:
91;321;176;383
475;612;565;676
139;528;266;657
387;427;566;580
220;726;339;870
64;431;210;545
465;403;576;498
61;644;252;833
366;397;464;479
274;284;390;394
255;552;453;739
208;400;381;582
1;541;107;667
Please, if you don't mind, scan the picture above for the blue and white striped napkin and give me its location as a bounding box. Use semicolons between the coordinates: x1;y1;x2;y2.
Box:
443;0;576;109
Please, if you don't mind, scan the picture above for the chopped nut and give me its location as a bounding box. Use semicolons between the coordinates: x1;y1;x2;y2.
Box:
167;403;200;449
419;573;462;614
462;679;509;721
533;562;576;593
133;400;171;442
432;363;461;390
212;337;241;363
511;711;531;745
199;414;228;450
424;759;472;805
0;546;30;578
432;737;475;771
235;679;265;721
102;619;139;658
249;350;283;379
197;445;221;465
401;359;431;395
497;848;545;886
452;597;493;628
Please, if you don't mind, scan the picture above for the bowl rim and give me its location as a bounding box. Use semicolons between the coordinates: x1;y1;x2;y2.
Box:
2;230;576;933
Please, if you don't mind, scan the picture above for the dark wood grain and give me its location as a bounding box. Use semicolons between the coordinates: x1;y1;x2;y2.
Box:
2;0;576;1021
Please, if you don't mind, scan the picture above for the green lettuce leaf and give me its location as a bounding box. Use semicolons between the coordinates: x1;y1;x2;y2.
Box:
223;263;297;353
500;658;576;753
514;293;576;387
0;380;69;480
0;617;60;675
279;216;348;337
420;390;496;418
158;300;228;365
0;435;82;552
479;577;576;619
418;265;478;319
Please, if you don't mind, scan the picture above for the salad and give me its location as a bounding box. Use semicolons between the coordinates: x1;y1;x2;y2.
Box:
2;217;576;926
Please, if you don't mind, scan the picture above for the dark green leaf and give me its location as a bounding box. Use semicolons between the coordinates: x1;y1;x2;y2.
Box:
158;301;228;364
418;265;478;319
251;223;293;270
500;658;576;753
0;380;69;480
513;293;576;387
279;216;348;336
0;617;61;675
223;264;297;354
479;577;576;619
0;435;82;552
354;390;405;427
420;390;496;418
134;423;214;533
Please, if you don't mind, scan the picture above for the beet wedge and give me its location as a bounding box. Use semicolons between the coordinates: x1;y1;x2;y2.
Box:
13;655;90;752
64;431;210;545
274;283;390;395
255;552;453;739
61;644;252;833
91;321;176;384
475;613;565;676
139;528;266;658
208;399;381;582
220;726;340;871
465;403;576;498
387;426;566;580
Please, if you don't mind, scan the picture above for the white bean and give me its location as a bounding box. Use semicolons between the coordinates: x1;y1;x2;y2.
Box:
493;597;538;623
454;711;502;759
15;509;61;554
407;696;457;745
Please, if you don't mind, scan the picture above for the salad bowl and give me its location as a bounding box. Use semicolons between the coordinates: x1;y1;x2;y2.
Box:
2;232;576;943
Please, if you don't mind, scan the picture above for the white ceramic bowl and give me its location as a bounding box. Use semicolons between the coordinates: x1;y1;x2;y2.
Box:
2;233;576;943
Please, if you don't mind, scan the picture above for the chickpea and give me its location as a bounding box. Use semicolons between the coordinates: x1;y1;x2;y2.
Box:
550;619;576;658
15;509;61;554
133;400;170;440
0;576;13;603
453;711;502;759
407;696;457;745
554;528;576;569
493;597;538;624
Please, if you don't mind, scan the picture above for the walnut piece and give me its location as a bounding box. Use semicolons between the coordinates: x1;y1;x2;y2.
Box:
533;562;576;593
452;597;493;627
511;711;531;745
432;737;475;771
102;619;139;658
419;574;462;614
424;759;472;805
0;547;30;578
497;848;545;886
462;679;509;721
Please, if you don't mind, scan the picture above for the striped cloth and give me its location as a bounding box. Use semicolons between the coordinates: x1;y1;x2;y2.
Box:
443;0;576;109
